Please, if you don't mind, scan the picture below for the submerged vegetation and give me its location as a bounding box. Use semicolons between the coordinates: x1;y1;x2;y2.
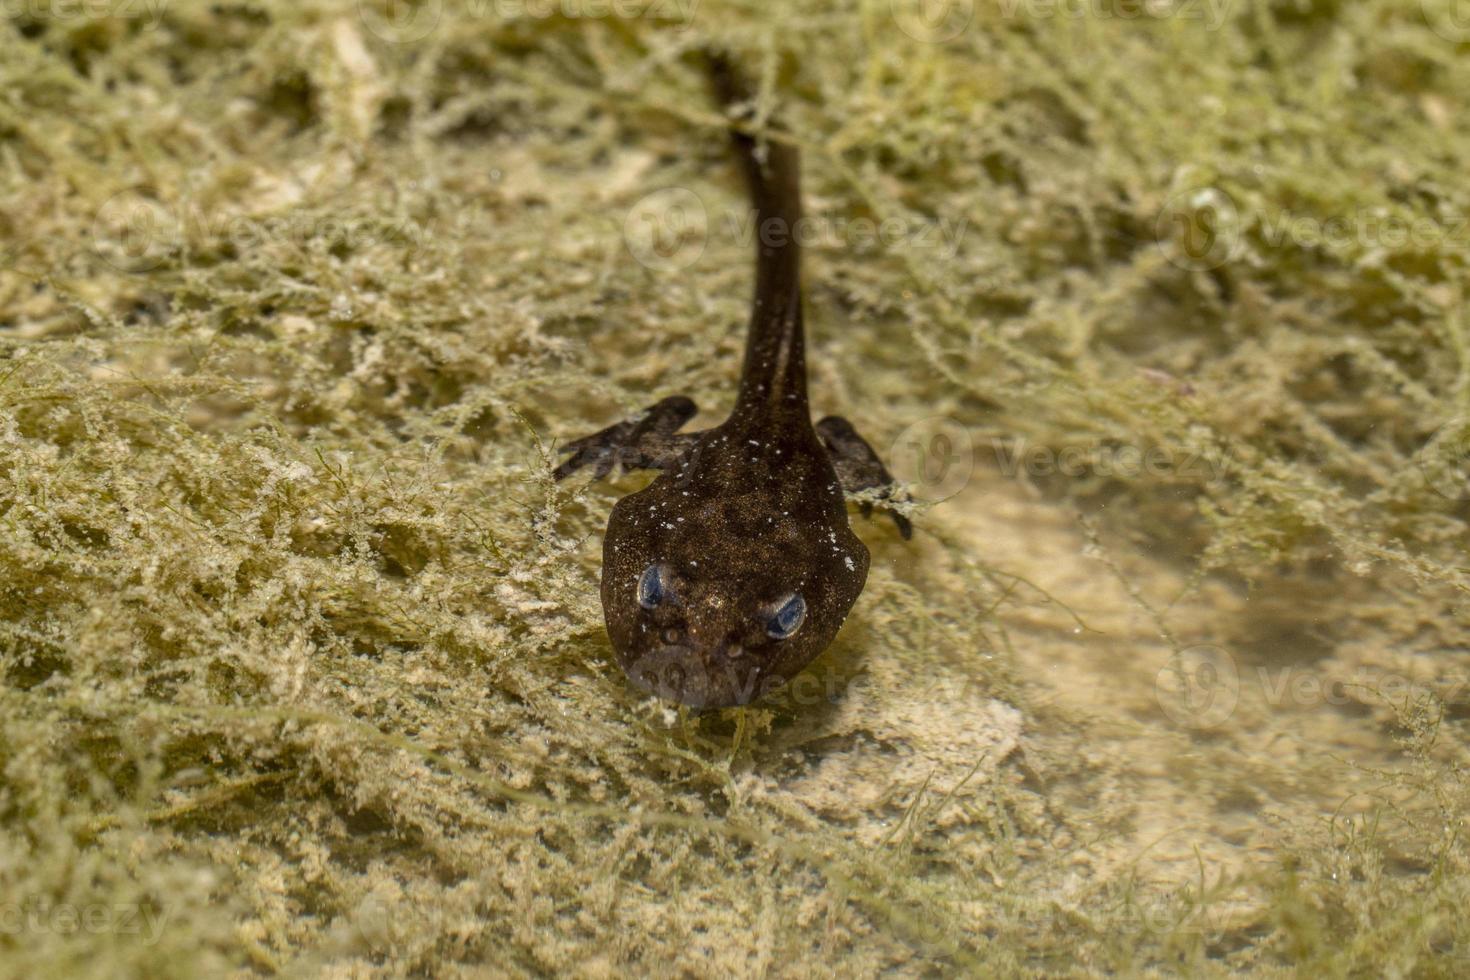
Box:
1;0;1468;974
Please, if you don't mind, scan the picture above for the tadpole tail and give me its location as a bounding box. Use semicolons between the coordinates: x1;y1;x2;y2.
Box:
700;49;808;415
701;51;802;235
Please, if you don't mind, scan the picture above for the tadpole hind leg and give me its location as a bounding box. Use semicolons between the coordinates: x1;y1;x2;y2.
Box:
816;415;913;539
554;395;700;481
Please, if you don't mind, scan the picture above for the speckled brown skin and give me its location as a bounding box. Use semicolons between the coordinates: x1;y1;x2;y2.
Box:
554;56;904;708
595;410;870;708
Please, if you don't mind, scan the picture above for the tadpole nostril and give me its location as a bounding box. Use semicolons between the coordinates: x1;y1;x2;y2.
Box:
661;627;682;644
719;631;746;659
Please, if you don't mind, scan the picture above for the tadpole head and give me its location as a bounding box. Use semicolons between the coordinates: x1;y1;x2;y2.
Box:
598;476;868;708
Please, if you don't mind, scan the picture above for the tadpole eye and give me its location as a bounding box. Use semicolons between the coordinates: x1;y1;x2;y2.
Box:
767;593;806;640
637;563;666;610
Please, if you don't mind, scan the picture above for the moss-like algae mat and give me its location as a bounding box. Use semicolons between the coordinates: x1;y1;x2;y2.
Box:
3;1;1470;975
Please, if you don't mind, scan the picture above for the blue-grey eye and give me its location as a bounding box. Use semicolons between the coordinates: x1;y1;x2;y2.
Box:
767;593;806;640
637;563;666;610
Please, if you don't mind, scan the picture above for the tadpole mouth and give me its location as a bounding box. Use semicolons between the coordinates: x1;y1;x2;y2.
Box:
618;643;762;709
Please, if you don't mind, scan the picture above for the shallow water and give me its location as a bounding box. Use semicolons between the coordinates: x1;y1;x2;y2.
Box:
2;2;1468;976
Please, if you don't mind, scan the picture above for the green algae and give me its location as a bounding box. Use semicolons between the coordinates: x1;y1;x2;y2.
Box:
1;0;1469;975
